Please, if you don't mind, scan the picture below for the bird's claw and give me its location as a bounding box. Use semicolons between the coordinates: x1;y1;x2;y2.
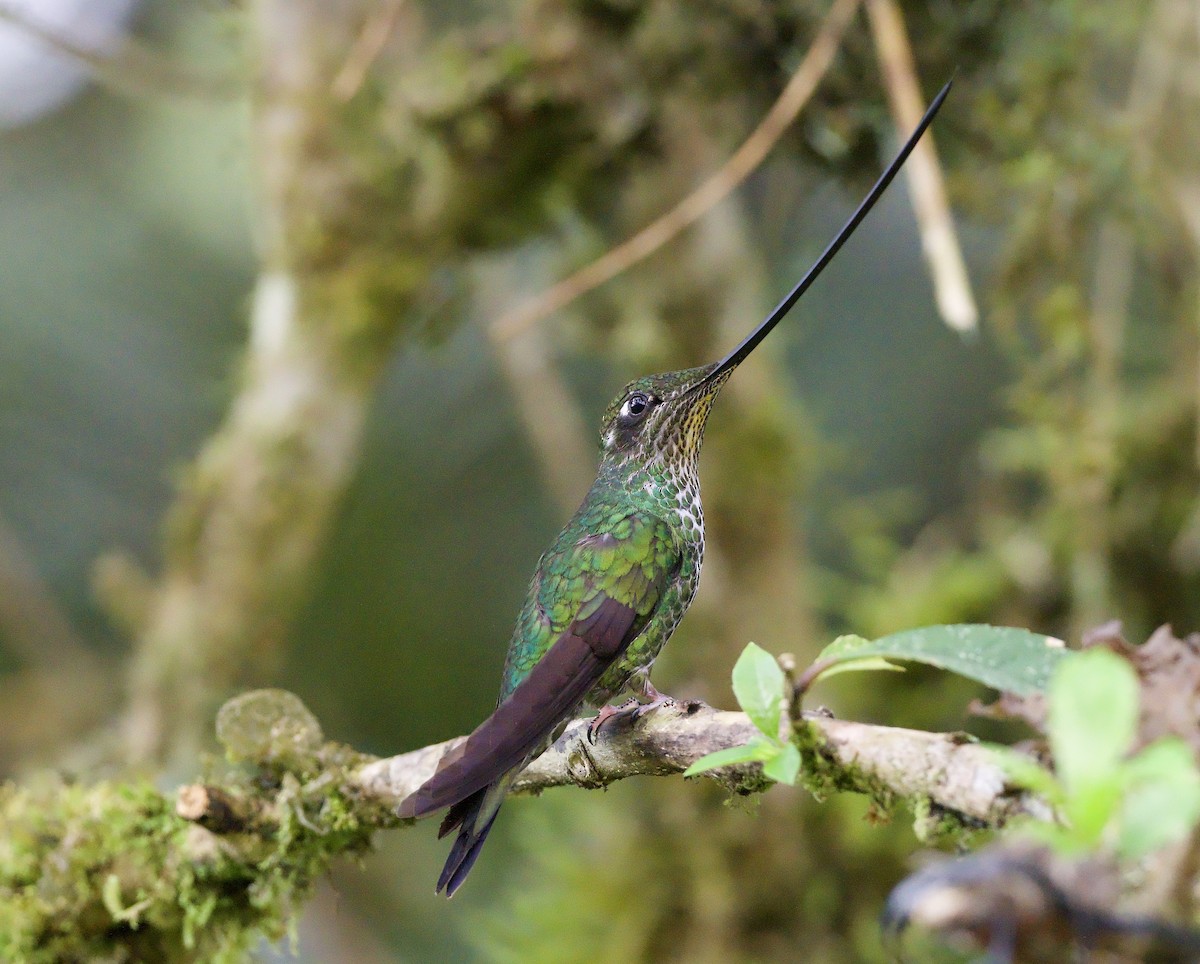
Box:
586;694;677;744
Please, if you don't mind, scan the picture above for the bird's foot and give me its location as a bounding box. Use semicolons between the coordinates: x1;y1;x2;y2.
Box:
587;699;638;744
629;693;676;719
628;679;679;719
586;687;678;744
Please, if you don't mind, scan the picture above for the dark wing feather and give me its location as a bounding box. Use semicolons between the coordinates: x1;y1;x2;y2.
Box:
396;594;639;820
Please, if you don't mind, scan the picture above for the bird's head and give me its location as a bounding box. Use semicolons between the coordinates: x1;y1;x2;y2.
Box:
597;363;732;470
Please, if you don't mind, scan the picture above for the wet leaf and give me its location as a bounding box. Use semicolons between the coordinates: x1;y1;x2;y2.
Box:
815;625;1066;696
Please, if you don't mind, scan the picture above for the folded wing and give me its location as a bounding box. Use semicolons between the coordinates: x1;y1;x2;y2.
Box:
397;510;679;820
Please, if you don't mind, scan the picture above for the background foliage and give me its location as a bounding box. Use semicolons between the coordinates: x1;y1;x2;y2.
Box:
1;0;1197;959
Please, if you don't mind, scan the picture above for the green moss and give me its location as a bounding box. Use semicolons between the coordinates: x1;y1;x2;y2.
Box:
793;721;889;806
0;776;236;962
791;722;989;851
216;689;324;774
0;711;376;962
909;797;988;849
706;765;775;798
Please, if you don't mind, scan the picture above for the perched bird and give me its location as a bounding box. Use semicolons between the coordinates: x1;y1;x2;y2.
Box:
398;80;953;896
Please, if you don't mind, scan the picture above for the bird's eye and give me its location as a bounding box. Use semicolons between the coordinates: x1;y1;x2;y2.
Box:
622;392;650;420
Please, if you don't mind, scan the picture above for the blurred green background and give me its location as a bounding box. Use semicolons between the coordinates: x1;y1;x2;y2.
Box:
2;0;1197;959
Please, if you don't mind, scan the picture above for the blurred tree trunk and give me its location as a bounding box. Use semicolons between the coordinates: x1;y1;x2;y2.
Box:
119;0;429;767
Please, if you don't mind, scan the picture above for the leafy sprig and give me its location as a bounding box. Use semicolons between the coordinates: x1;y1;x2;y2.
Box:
991;648;1200;859
684;643;800;785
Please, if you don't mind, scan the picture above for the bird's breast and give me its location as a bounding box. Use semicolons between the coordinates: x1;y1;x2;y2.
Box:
671;477;704;546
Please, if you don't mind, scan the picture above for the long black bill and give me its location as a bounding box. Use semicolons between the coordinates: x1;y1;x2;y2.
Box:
704;77;953;382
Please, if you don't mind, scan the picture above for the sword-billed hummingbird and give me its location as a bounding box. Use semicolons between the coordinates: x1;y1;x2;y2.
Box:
398;80;952;896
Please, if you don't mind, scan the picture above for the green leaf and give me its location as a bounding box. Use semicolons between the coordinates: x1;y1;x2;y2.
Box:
809;634;904;680
818;634;872;658
683;739;777;777
1042;650;1139;848
986;745;1063;803
1020;819;1081;854
1120;737;1198;785
1048;648;1138;796
814;624;1066;696
762;742;801;785
811;656;905;681
1117;739;1200;860
1062;777;1124;846
732;642;786;738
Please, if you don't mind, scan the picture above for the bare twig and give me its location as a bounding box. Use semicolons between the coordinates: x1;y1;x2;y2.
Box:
0;2;237;102
331;0;406;102
866;0;977;332
487;0;863;345
789;658;837;713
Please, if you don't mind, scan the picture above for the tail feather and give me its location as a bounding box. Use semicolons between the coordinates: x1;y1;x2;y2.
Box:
438;787;485;840
436;789;502;897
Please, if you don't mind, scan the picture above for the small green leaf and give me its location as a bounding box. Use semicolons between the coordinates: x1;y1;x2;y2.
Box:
762;742;801;785
732;642;786;738
986;745;1063;804
1062;777;1124;846
812;637;903;681
1121;738;1198;785
1119;777;1200;860
683;739;777;777
1048;649;1138;796
813;625;1066;696
1117;739;1200;859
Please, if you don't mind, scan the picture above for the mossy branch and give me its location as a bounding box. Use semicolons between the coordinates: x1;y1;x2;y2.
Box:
206;689;1045;834
1;687;1045;959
